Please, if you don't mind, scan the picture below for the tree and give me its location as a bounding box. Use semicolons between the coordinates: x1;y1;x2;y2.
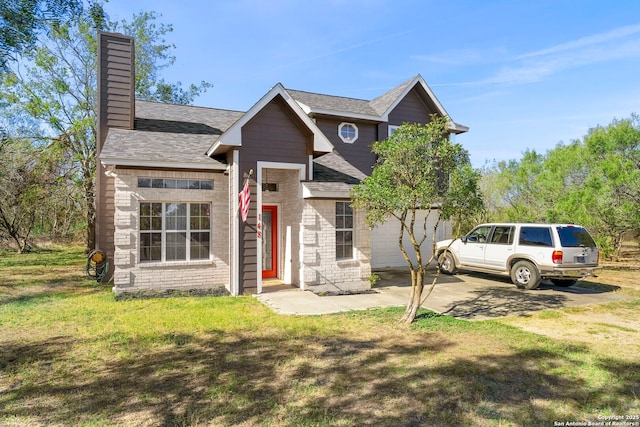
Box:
478;160;510;223
352;116;483;324
0;2;211;250
479;114;640;259
442;160;484;237
581;115;640;257
0;134;68;252
0;0;82;70
488;150;548;222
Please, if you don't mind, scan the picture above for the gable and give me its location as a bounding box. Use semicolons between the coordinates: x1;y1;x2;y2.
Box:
241;95;313;165
381;76;468;134
388;87;439;125
208;84;333;156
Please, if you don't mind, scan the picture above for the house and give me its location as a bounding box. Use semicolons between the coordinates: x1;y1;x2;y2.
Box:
95;32;468;296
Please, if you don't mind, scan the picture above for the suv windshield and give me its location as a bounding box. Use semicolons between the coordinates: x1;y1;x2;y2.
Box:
556;226;596;247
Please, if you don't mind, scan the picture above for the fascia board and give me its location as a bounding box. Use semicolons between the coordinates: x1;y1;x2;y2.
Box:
415;76;469;134
312;133;333;153
415;75;450;118
206;140;221;156
449;122;470;134
207;124;242;156
295;100;312;114
207;137;240;156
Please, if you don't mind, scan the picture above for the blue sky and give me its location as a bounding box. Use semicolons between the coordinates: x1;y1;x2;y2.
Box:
104;0;640;167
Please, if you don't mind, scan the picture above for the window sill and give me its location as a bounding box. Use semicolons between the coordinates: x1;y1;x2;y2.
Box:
137;259;213;268
336;258;358;267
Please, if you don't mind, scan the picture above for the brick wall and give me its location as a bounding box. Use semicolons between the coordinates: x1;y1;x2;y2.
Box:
300;199;371;293
111;168;230;294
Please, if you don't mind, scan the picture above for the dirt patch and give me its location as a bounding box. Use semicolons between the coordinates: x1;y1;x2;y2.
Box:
499;244;640;360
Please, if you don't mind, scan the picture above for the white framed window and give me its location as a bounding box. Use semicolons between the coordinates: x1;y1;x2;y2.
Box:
139;202;211;262
388;125;400;137
138;178;213;190
335;201;354;260
338;122;358;143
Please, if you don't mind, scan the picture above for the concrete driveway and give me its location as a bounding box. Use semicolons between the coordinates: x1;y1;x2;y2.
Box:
256;269;628;320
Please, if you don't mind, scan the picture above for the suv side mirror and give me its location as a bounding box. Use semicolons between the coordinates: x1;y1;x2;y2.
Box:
461;236;468;243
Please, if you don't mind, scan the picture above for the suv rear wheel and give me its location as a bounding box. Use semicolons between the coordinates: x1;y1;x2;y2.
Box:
438;252;457;275
511;260;541;290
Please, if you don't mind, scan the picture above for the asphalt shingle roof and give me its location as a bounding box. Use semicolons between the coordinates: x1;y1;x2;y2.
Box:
101;128;224;167
302;181;356;195
369;77;414;116
135;100;244;135
101;101;245;167
313;151;367;183
287;76;417;119
287;89;380;118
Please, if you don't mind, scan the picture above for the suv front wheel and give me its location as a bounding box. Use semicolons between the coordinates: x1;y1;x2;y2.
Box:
438;252;457;275
511;260;541;290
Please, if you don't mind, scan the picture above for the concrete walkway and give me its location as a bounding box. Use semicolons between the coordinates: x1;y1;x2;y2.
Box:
255;269;628;320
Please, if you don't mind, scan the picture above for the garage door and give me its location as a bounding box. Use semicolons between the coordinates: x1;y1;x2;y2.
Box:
370;210;448;268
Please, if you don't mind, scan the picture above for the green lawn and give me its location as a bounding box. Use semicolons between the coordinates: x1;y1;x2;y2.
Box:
1;246;638;426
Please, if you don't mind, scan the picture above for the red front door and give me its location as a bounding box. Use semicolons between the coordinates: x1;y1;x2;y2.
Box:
262;205;278;278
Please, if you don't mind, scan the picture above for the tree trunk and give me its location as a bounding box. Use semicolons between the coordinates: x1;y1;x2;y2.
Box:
83;165;96;252
86;199;95;252
0;205;32;253
400;267;424;324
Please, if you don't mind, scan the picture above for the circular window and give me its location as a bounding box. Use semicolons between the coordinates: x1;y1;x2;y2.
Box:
338;122;358;143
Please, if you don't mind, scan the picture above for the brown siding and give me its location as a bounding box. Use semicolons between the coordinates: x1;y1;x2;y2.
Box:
388;87;438;126
96;32;135;272
241;96;313;167
97;32;135;150
315;118;378;175
238;96;313;292
240;178;258;293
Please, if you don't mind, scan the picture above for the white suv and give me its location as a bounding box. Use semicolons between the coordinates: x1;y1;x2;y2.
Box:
436;223;600;290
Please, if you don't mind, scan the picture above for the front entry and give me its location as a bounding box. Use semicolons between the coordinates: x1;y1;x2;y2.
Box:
262;205;278;278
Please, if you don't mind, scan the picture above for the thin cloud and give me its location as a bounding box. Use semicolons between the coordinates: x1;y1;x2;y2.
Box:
229;29;418;82
518;22;640;59
491;39;640;85
431;25;640;88
412;47;508;66
443;90;507;105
